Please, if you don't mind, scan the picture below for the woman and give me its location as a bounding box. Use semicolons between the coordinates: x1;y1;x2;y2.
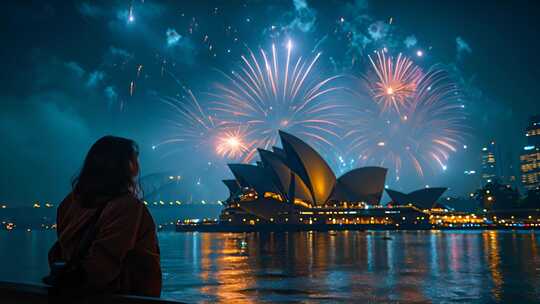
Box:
47;136;162;297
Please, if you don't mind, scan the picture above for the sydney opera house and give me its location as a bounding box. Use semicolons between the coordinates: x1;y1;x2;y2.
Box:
219;131;447;228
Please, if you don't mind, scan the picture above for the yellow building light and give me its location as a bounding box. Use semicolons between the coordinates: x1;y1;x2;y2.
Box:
264;192;283;202
293;198;310;208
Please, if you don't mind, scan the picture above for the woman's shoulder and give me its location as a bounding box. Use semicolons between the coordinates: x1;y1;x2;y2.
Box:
102;193;154;228
105;193;145;214
57;192;79;215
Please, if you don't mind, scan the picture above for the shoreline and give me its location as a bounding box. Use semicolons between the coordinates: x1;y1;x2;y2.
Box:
174;223;540;233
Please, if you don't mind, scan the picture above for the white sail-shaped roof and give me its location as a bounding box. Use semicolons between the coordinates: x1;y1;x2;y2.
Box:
386;187;447;209
336;166;387;205
258;149;313;204
279;131;336;205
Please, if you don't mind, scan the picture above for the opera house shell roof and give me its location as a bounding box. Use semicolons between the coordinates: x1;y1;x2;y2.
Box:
385;187;447;210
223;131;388;219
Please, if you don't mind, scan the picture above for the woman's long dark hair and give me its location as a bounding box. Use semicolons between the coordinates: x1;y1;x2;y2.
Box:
72;136;140;207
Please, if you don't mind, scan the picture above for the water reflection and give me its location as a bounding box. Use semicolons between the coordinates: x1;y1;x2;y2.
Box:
0;230;539;303
157;230;540;303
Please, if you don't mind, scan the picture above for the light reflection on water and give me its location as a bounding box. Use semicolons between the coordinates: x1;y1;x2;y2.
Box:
158;230;540;303
1;230;539;303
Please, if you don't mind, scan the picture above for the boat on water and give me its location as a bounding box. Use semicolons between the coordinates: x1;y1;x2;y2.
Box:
0;281;184;304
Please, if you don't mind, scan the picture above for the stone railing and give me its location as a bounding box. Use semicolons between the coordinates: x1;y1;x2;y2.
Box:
0;281;185;304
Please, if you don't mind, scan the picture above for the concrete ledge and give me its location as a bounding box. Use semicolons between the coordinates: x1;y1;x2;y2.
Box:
0;281;184;304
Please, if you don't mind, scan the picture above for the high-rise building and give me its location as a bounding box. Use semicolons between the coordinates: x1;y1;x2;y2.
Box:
520;115;540;191
481;141;498;185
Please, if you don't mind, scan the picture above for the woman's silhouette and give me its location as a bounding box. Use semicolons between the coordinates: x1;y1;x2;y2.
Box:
47;136;161;297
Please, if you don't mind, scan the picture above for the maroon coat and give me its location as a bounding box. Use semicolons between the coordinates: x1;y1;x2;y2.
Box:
48;193;162;297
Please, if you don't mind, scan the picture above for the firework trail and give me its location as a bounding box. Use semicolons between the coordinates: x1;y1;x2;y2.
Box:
156;86;217;158
209;40;343;162
363;50;422;113
127;1;135;23
156;81;255;162
348;60;466;179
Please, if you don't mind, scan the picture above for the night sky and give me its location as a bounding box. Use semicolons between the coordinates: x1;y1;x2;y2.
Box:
2;0;540;206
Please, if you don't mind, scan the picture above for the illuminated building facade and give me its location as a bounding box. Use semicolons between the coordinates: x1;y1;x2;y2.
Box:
481;141;499;185
219;131;430;227
521;115;540;191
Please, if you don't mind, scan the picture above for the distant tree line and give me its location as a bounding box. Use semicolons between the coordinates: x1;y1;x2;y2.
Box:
474;180;540;211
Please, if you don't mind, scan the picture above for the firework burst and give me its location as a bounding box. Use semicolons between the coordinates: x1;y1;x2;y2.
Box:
363;50;423;113
209;40;343;162
215;128;253;159
348;61;466;179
